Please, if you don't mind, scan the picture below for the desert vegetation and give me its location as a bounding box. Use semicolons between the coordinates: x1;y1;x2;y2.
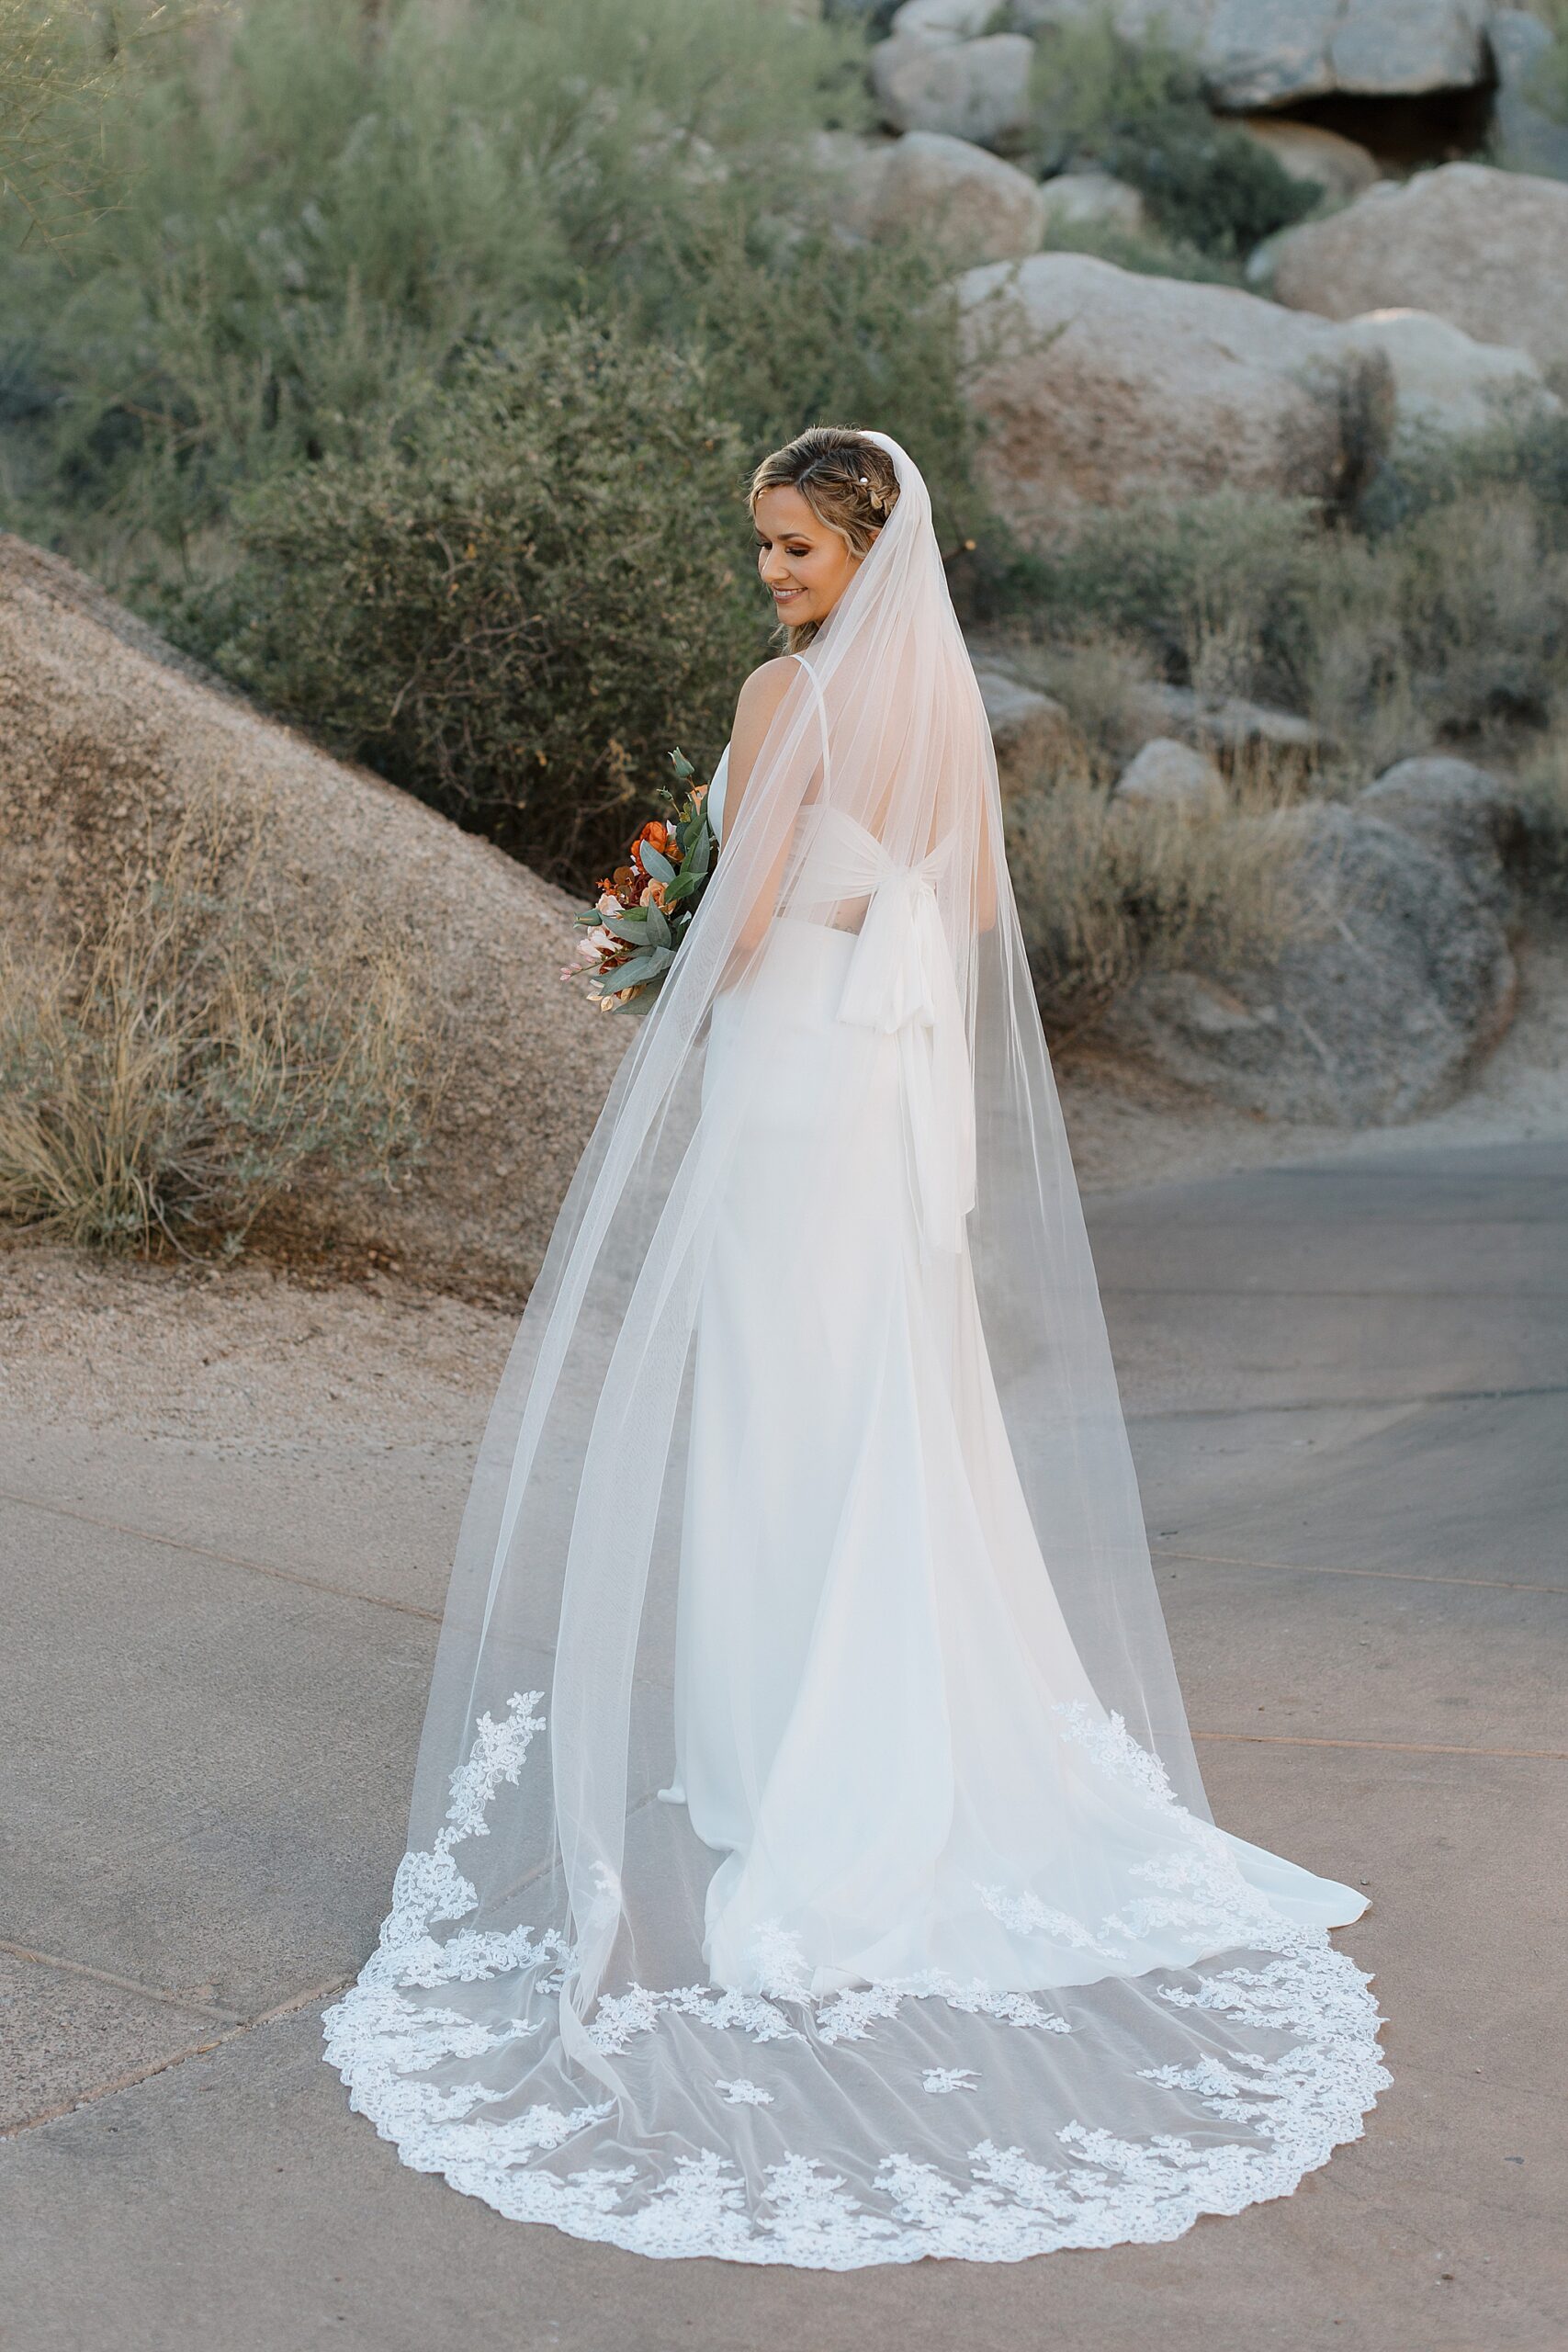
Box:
2;0;1567;1257
0;780;437;1253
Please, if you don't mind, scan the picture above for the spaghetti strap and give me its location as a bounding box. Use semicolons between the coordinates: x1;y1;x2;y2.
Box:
792;652;831;790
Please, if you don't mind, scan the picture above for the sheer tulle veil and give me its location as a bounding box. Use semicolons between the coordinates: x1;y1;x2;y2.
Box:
323;430;1386;2264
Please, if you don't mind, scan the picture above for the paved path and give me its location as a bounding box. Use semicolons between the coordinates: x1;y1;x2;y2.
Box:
2;1141;1563;2351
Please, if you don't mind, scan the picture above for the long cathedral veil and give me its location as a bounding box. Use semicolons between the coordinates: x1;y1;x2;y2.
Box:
324;432;1385;2264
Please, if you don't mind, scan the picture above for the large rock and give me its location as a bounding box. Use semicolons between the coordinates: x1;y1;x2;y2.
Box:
868;130;1045;266
972;667;1072;791
1330;309;1559;448
1232;117;1381;203
1267;164;1568;374
870;31;1036;150
1359;755;1522;916
0;537;627;1296
956;253;1393;536
1013;0;1494;107
1104;773;1518;1122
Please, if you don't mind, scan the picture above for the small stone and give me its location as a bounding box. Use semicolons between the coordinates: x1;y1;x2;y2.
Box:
1113;739;1227;816
1038;171;1146;236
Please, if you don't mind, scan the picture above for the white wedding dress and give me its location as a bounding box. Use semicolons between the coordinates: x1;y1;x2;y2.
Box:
671;743;1365;2001
323;432;1386;2265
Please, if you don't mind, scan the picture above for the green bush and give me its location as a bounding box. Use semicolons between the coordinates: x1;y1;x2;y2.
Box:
216;319;766;882
1027;12;1321;257
1020;489;1322;683
1034;218;1247;288
1297;486;1568;761
0;0;874;560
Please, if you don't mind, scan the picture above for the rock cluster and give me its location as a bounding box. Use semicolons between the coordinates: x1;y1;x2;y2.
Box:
1104;760;1521;1123
881;0;1505;119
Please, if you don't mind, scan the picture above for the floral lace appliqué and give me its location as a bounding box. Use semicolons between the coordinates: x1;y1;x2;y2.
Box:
323;1689;1388;2267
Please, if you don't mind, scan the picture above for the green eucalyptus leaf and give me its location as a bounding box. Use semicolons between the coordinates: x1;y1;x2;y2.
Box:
640;844;676;884
609;947;667;988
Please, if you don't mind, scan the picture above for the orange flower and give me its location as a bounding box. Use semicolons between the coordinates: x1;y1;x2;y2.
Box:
632;819;679;875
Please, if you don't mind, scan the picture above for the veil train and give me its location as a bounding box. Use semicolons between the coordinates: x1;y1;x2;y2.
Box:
323;431;1386;2266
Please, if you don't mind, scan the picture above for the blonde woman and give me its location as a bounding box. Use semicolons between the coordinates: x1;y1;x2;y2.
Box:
326;427;1386;2266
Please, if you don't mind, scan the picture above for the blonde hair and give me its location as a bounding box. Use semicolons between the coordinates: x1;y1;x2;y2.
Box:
748;426;899;650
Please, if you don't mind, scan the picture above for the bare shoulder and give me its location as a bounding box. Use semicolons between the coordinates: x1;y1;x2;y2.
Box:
729;654;805;765
734;655;802;720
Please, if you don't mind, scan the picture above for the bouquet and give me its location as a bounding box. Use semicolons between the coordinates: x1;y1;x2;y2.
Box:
564;749;717;1014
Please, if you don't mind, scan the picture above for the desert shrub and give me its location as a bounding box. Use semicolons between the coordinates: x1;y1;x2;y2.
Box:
669;218;986;548
1002;452;1568;773
0;0;130;246
1027;13;1321;257
1360;401;1568;543
0;0;875;564
214;319;764;881
1005;758;1307;1038
1297;487;1568;762
1019;490;1322;682
1518;0;1568;125
1035;216;1246;286
0;787;434;1254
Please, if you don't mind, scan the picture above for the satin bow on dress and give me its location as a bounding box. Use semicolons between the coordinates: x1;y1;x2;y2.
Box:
795;805;977;1257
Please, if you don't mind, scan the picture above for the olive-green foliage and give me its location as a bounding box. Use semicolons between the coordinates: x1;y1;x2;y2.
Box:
668;216;985;548
1027;12;1320;257
1011;420;1568;777
1035;217;1246;287
1020;490;1322;681
217;322;766;881
1520;0;1568;125
1;0;875;558
0;0;126;247
0;0;993;883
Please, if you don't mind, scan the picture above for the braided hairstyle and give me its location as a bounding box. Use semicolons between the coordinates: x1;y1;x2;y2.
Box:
748;425;899;650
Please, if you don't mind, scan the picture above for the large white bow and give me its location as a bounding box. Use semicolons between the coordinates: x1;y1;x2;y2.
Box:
805;810;977;1256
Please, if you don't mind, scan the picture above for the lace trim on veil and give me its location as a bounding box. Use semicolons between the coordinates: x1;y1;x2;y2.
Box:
322;1695;1388;2268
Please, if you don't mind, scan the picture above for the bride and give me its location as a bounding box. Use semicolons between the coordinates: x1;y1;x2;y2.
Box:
324;426;1386;2266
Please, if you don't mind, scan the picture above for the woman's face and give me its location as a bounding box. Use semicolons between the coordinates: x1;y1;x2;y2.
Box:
752;484;864;629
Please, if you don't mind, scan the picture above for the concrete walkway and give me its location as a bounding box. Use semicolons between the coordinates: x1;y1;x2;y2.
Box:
2;1141;1563;2350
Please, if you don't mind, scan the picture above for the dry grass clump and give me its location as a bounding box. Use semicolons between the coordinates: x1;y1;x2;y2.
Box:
1298;486;1568;772
1005;749;1309;1040
0;786;438;1255
1516;729;1568;911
